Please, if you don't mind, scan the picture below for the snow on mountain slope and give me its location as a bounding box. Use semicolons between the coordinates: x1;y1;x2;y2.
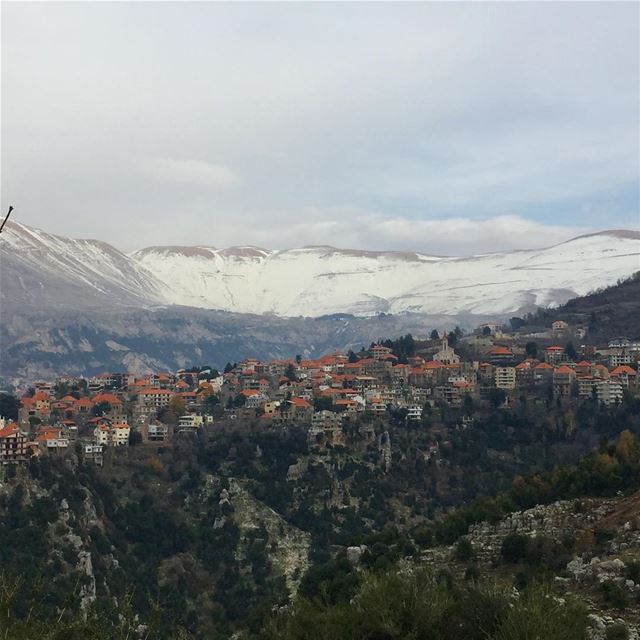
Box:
131;245;442;316
132;232;640;317
1;221;164;311
2;220;638;318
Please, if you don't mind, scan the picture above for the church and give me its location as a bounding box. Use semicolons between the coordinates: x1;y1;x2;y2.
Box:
432;331;460;366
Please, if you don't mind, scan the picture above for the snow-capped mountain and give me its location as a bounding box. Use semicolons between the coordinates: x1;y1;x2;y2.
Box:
1;221;164;311
2;221;639;318
2;221;638;383
132;231;640;317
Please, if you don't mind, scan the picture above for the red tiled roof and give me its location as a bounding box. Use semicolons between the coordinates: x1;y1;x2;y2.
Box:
611;365;637;376
489;347;513;356
0;423;20;438
289;397;311;409
554;365;575;374
92;393;122;405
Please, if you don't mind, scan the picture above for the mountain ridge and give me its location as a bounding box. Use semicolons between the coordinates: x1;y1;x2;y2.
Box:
2;221;639;319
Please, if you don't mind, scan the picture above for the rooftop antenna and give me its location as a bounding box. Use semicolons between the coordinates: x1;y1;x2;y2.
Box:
0;206;14;234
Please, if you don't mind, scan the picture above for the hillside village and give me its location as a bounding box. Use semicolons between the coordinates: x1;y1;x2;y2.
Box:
1;320;638;466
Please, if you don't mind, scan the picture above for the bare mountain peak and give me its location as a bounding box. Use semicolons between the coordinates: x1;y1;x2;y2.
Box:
569;229;640;242
133;246;218;259
218;246;271;259
296;245;439;261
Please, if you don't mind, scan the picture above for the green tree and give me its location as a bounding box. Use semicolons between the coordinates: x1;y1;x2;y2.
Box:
565;342;578;361
91;401;111;417
488;388;508;409
285;363;297;381
313;397;333;412
0;393;20;420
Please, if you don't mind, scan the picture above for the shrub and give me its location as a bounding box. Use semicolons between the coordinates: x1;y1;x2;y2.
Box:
260;568;588;640
600;580;629;610
624;560;640;584
501;533;529;564
412;525;434;548
492;584;587;640
605;622;629;640
454;537;475;563
464;565;480;582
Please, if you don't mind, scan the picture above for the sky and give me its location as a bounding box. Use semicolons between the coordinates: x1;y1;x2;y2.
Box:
1;1;639;255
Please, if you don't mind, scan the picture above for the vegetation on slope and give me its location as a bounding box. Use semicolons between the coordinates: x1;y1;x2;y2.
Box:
518;271;640;339
257;568;588;640
0;396;639;638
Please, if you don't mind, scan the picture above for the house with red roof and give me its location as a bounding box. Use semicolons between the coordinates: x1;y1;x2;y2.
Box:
274;397;313;423
610;365;638;390
488;346;514;366
544;345;566;365
92;393;122;407
515;359;538;385
0;419;28;464
334;398;363;415
534;362;554;385
74;397;93;413
94;421;130;447
35;427;69;454
553;365;576;397
574;361;594;378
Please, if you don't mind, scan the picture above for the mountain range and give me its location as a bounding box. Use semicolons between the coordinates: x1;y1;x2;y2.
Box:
1;221;639;384
2;221;639;317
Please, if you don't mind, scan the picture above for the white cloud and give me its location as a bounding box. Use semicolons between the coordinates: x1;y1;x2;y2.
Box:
144;158;240;189
1;2;637;250
138;208;588;256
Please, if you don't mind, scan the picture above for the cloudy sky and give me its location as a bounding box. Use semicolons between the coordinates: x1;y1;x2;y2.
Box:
2;2;638;255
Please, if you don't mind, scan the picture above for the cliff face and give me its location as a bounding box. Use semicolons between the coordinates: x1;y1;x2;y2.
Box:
0;461;107;618
2;418;640;638
418;494;640;639
0;450;310;636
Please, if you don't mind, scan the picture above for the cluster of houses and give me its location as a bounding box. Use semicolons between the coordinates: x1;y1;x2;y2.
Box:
0;324;638;465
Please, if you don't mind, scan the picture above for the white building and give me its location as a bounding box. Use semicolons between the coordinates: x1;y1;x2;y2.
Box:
177;414;204;433
84;444;104;466
494;367;516;390
94;422;130;447
596;379;624;406
147;423;169;442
